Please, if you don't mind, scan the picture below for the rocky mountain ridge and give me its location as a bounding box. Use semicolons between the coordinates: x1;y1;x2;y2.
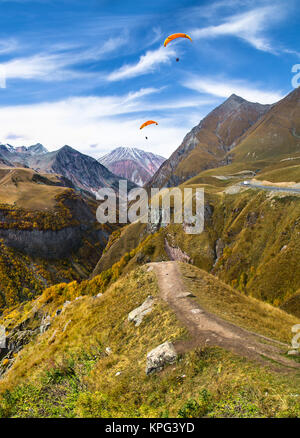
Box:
148;94;272;188
0;144;136;194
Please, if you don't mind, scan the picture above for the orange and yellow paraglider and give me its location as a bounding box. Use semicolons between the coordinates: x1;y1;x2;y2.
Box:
163;33;192;47
140;120;158;130
140;120;158;140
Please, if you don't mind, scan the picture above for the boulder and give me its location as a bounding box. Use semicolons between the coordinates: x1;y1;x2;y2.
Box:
0;325;6;349
7;329;38;353
146;341;177;375
128;296;155;327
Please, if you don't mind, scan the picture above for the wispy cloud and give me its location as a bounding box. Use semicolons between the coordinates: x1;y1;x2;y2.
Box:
107;46;176;81
191;5;283;53
0;36;127;82
182;75;283;103
0;38;18;54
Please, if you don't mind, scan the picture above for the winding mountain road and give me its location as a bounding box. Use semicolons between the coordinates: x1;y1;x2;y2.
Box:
240;182;300;194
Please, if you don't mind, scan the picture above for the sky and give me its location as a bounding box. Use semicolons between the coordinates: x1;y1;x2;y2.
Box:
0;0;299;159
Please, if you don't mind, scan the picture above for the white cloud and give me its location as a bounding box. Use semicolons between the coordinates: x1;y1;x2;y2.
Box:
182;75;283;104
0;36;127;82
0;88;197;158
0;38;18;54
107;46;176;81
191;6;283;53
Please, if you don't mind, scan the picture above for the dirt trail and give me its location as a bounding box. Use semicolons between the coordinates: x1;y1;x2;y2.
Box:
148;261;300;372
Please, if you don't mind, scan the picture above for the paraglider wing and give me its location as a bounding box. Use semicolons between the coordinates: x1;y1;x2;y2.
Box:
140;120;158;130
163;33;192;47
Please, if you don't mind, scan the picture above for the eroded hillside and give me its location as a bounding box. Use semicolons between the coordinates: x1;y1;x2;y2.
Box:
0;167;115;310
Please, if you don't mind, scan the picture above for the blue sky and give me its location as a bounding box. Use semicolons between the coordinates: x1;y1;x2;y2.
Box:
0;0;299;158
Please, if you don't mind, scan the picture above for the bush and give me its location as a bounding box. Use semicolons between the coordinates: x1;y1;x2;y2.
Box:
178;389;213;418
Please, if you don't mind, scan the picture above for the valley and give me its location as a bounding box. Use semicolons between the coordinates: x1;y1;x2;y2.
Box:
0;86;300;418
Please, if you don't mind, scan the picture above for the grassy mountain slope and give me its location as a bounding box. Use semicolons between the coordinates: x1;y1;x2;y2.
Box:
92;185;300;312
148;94;270;188
230;88;300;163
1;264;300;418
148;88;299;190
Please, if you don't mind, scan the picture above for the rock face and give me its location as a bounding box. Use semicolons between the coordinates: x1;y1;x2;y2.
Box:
0;194;110;259
0;226;82;259
98;147;165;186
0;143;48;163
146;341;178;375
128;296;155;326
147;94;271;189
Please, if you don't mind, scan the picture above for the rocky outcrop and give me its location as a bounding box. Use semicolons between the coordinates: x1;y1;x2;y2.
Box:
40;314;52;334
214;239;225;264
128;296;155;326
164;239;192;264
146;341;178;375
0;322;40;376
0;297;78;377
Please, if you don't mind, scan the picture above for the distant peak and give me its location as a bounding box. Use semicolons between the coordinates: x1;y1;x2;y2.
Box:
59;145;76;153
227;93;246;103
28;143;48;154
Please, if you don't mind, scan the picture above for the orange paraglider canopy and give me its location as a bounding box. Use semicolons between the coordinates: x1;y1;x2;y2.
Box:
140;120;158;130
164;33;192;47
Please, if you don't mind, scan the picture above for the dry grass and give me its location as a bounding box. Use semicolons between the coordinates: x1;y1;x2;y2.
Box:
179;263;300;344
2;265;300;417
0;167;68;210
0;266;187;392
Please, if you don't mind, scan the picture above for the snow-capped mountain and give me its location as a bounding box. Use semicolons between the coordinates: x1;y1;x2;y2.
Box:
98;147;166;186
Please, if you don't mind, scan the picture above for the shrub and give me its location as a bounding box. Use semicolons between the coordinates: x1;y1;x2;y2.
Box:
178;389;213;418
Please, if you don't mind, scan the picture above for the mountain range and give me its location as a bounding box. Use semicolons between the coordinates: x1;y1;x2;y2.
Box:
98;147;165;186
1;87;300;418
0;143;136;194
